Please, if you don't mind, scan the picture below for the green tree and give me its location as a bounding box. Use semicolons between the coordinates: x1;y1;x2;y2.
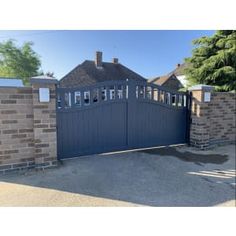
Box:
0;39;41;85
185;30;236;91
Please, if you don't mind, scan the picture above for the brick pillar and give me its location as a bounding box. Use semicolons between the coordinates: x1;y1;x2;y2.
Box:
188;84;214;149
30;77;58;168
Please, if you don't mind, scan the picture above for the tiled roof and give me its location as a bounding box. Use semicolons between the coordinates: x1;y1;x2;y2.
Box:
149;74;176;86
168;63;189;76
149;75;168;85
59;60;146;88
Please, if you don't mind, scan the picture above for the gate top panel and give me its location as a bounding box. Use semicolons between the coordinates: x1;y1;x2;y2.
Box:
57;79;189;111
57;80;128;111
132;80;189;110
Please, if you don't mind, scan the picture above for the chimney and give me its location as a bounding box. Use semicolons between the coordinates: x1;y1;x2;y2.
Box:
176;63;181;68
112;58;119;64
95;51;103;67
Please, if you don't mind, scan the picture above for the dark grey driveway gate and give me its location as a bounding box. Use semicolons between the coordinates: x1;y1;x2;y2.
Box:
57;80;189;159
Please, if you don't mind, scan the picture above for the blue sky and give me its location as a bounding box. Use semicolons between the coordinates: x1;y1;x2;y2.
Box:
0;30;214;79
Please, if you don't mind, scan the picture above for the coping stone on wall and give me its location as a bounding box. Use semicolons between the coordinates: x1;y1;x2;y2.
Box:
188;84;214;92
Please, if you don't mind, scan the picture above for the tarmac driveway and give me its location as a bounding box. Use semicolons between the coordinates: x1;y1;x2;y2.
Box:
0;144;235;206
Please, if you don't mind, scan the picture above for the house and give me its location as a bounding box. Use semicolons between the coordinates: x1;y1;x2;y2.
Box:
59;51;146;88
168;63;189;87
148;73;183;91
0;77;24;87
148;63;189;91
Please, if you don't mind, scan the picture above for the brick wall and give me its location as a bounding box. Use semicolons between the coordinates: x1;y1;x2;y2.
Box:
0;78;58;174
189;85;236;149
209;92;236;145
0;87;34;171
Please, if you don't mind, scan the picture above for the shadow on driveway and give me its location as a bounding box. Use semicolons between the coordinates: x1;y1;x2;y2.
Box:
140;147;229;165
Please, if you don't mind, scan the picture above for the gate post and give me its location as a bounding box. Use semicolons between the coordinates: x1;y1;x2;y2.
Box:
188;84;214;149
30;77;58;168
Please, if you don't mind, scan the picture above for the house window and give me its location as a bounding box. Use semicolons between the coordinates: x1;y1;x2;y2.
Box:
64;92;71;108
101;87;107;101
84;91;90;105
92;89;99;103
109;86;115;100
117;85;123;99
74;91;81;106
146;86;152;99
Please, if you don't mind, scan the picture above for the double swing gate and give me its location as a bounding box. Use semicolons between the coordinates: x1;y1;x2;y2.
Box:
56;80;190;159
